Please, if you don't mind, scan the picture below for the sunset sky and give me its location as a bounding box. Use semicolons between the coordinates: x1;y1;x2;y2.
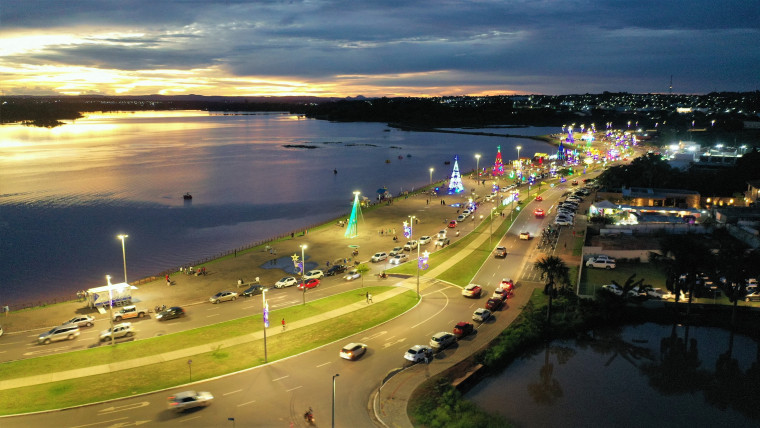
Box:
2;0;758;97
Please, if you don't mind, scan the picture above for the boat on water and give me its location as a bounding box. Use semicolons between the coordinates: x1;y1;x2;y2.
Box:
183;192;193;200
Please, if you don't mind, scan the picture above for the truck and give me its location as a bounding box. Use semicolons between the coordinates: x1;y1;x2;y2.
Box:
112;305;148;321
86;282;137;309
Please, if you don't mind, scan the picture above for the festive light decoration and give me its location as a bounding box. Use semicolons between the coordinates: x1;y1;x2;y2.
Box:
291;254;303;275
345;192;361;238
448;155;464;193
557;139;566;161
403;221;412;239
418;251;430;270
492;145;504;176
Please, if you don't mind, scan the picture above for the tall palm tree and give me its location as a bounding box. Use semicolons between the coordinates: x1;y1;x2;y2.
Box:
534;255;570;325
657;234;714;316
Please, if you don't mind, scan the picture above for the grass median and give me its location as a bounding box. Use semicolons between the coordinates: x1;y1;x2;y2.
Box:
0;286;418;415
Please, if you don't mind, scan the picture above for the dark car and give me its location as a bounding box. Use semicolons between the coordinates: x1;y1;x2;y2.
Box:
325;264;347;276
485;298;504;311
242;284;264;297
156;306;185;321
453;321;474;338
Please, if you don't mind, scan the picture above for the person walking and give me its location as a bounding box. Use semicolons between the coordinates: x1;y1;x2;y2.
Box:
368;293;373;303
281;318;286;331
366;291;369;303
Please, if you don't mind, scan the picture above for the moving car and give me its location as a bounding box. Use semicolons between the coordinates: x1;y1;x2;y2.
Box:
492;287;509;300
462;284;483;298
535;195;543;201
389;253;409;264
156;306;185;320
242;284;264;297
453;321;474;338
343;269;361;281
534;208;545;217
419;235;432;245
38;324;80;344
457;214;466;222
448;220;457;228
500;278;515;290
113;305;147;322
304;270;324;280
403;240;418;251
485;298;504;311
746;292;760;302
437;230;447;239
389;246;405;256
519;231;531;240
325;264;347;276
494;246;507;258
429;331;456;349
168;391;214;413
371;252;388;262
339;342;367;360
274;276;298;288
99;322;134;341
298;278;320;289
404;345;433;363
435;237;451;247
472;308;492;322
62;315;95;328
209;291;238;303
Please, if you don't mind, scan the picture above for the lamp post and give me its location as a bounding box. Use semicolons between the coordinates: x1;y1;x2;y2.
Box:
429;167;434;185
262;287;268;362
300;244;307;305
475;154;481;183
510;191;517;222
105;274;115;346
117;234;128;283
332;373;340;428
490;206;497;247
408;215;421;297
516;145;522;162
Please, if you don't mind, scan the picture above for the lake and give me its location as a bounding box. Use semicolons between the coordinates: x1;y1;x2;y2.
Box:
0;111;557;306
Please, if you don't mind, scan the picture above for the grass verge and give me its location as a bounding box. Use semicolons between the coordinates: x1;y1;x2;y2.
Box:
0;287;417;415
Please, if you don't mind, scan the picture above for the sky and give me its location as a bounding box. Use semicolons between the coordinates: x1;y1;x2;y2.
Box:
1;0;758;97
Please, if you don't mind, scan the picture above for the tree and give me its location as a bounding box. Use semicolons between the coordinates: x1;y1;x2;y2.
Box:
534;256;570;325
656;234;714;316
355;263;371;288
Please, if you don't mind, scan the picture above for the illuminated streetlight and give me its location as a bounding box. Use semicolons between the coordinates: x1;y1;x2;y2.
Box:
429;167;434;185
475;154;481;183
105;274;115;346
117;234;128;283
490;206;497;247
262;287;269;362
300;244;307;305
516;145;522;162
332;373;340;428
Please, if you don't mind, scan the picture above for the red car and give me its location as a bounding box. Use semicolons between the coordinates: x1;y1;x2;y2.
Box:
534;208;545;217
453;321;474;338
485;298;504;311
500;278;514;291
571;180;579;186
448;220;457;228
535;195;543;202
298;278;320;289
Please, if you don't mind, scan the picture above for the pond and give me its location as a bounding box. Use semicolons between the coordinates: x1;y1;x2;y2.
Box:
466;323;760;427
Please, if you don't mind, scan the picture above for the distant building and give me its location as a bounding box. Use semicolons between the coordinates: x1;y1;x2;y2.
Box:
596;187;700;209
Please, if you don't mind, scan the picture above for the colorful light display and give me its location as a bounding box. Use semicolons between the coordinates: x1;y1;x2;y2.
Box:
492;146;504;176
448;155;464;193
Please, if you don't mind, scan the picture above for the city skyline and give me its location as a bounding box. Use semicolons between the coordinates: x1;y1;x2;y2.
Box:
2;0;758;97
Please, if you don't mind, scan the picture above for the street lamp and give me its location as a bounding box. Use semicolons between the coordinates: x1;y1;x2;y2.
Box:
429;167;434;185
105;274;115;346
475;154;481;183
332;373;340;428
516;145;522;162
408;215;421;297
117;234;128;283
262;287;269;363
300;244;307;305
489;206;497;247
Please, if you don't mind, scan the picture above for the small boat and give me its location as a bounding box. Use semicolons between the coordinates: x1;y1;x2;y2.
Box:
385;159;391;163
183;192;193;200
398;155;403;160
444;161;451;165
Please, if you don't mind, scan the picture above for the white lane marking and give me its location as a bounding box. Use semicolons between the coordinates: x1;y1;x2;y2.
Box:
178;415;202;422
272;375;290;382
242;305;257;310
360;331;387;341
23;346;70;356
383;338;407;348
316;361;332;368
69;417;129;428
206;314;220;318
98;401;150;414
411;288;450;329
286;385;303;392
237;400;256;407
223;389;243;396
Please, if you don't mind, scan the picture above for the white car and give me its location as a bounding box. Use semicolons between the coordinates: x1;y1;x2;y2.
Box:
389;253;409;264
437;230;447;239
602;284;623;296
419;236;432;245
462;209;472;217
99;322;134;341
371;252;388;262
274;276;298;288
586;259;616;269
404;345;434;363
472;308;492;322
209;291;238;303
435;237;450;247
403;240;418;251
554;217;572;226
168;390;214;413
591;255;615;264
389;246;405;256
343;269;361;281
304;270;324;280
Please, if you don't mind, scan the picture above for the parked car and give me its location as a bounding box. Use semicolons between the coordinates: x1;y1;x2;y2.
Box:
437;229;447;239
298;278;320;289
492;287;509;300
586;259;616;269
418;235;432;245
571;180;578;186
602;284;623;296
242;284;264;297
344;269;361;281
485;298;504;311
38;324;80;344
500;278;515;290
448;220;457;228
371;252;388;262
113;305;147;322
472;308;492;322
62;315;95;328
209;291;238;303
168;391;214;413
590;255;616;264
274;276;298;288
462;209;472;217
156;306;185;320
304;270;324;280
554;217;572;226
389;253;409;264
435;237;451;247
325;265;347;276
457;214;466;222
429;331;456;349
494;246;507;258
404;345;433;363
339;342;367;360
462;284;483;298
519;231;531;240
99;322;134;341
746;292;760;302
389;246;405;256
453;321;474;338
403;240;418;251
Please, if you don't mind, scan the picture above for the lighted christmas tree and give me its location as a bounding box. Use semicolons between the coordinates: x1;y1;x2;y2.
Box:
345;192;361;238
557;140;566;161
448;155;464;194
492;145;504;176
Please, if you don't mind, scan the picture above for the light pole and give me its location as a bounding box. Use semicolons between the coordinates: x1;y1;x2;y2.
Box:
105;274;115;346
300;244;307;305
332;373;340;428
489;206;497;247
117;234;128;283
510;191;517;222
516;145;521;162
429;167;434;185
262;287;268;362
409;215;421;297
475;154;481;183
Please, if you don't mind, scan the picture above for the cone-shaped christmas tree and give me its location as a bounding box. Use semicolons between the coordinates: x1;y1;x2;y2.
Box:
448;155;464;194
345;192;361;238
492;145;504;176
557;140;566;161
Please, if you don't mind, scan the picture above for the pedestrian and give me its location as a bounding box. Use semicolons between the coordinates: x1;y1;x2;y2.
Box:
167;278;171;286
165;274;170;283
326;260;330;268
366;291;370;303
368;293;373;303
281;318;286;331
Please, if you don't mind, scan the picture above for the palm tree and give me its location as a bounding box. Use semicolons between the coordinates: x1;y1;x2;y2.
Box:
534;255;570;325
657;234;714;316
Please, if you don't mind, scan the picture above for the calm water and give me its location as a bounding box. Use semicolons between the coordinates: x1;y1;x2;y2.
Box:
0;111;555;305
466;323;760;427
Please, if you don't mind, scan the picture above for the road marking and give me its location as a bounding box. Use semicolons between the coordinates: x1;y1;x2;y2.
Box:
206;314;220;318
411;289;450;329
242;305;256;310
69;417;128;428
23;346;70;356
223;389;243;396
178;415;202;422
237;400;256;407
361;331;387;341
286;385;303;392
98;401;150;414
383;338;407;348
106;420;152;427
316;361;332;367
272;375;289;382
